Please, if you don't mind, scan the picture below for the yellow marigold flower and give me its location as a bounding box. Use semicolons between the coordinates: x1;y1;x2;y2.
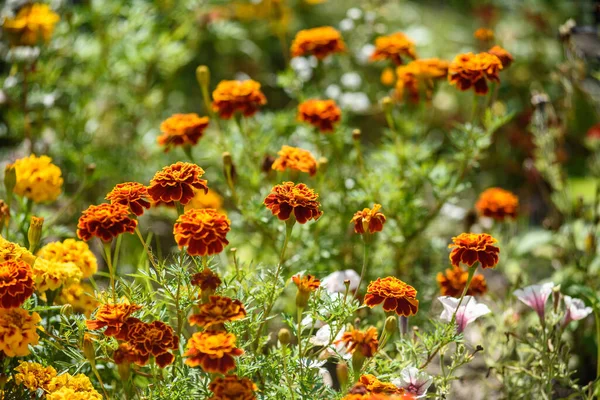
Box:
475;187;519;221
264;182;323;224
291;26;346;59
32;258;82;292
487;45;514;68
448;233;500;269
212;80;267;119
56;282;98;317
380;67;395;86
148;162;208;206
173;208;231;256
14;361;57;392
437;266;487;298
272;145;318;176
474;28;494;41
12;155;63;203
77;203;137;243
297;99;342;133
0;308;41;357
184;189;225;213
448;52;502;95
105;182;151;216
351;204;386;234
359;374;401;394
184;331;244;373
188;295;247;329
395;58;449;103
364;277;419;317
0;236;36;265
46;373;102;400
370;32;417;66
37;239;97;279
158;113;210;151
336;326;379;358
209;375;258;400
2;3;60;46
0;260;35;309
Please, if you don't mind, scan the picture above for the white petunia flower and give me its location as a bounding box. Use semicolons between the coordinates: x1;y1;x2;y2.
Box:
438;296;491;333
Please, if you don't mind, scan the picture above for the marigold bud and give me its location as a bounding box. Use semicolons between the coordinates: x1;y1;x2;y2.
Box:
351;351;365;378
336;361;349;388
83;334;96;367
381;96;394;113
196;65;210;88
585;233;596;255
296;290;310;309
552;285;561;313
352;129;361;141
278;328;291;345
4;164;16;198
385;316;397;336
28;216;44;252
318;157;328;173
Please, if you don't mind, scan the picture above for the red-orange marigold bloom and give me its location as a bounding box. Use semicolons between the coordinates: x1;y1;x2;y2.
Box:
189;295;247;328
208;375;258;400
113;342;140;365
290;26;346;59
297;99;342;133
370;32;417;66
359;374;402;394
85;302;141;337
272;145;318;176
437;266;488;297
158;113;210;151
448;233;500;269
474;28;494;41
173;208;231;256
77;203;138;242
264;182;323;224
395;58;449;103
184;331;244;373
364;277;419;317
148;162;208;206
475;187;519;221
191;268;222;292
105;182;151;216
487;45;514;68
351;204;386;234
292;274;321;293
0;260;34;309
118;318;179;368
337;326;379;358
448;52;502;95
211;80;267;119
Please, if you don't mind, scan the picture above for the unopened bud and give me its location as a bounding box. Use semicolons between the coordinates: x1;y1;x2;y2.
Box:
86;163;96;175
336;361;349;389
28;216;44;252
0;200;9;227
196;65;210;88
585;233;596;255
295;290;310;309
382;96;394;113
552;285;561;313
384;316;397;336
4;164;16;198
278;328;291;345
223;152;232;167
352;129;361;141
318;157;328;173
83;334;96;367
351;351;366;378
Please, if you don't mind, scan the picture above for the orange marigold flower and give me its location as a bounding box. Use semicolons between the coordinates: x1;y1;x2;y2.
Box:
189;295;247;328
297;99;342;133
290;26;346;59
148;162;208;205
264;182;323;224
364;277;419;317
272;145;318;176
173;208;231;256
106;182;151;216
487;45;514;68
184;189;225;213
292;274;321;293
77;203;137;242
448;233;500;269
474;28;494;41
211;80;267;119
437;266;487;297
208;375;258;400
370;32;417;66
85;302;141;337
0;260;34;309
158;113;210;151
337;326;379;358
118;319;179;368
191;268;222;293
184;331;244;373
351;204;386;234
2;3;60;46
448;52;502;95
395;58;449;103
0;308;41;357
476;187;519;221
359;374;401;394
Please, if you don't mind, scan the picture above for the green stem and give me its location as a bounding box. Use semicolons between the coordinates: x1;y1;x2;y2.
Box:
103;241;117;303
451;266;476;324
281;344;295;400
595;307;600;379
354;237;369;300
297;306;304;378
